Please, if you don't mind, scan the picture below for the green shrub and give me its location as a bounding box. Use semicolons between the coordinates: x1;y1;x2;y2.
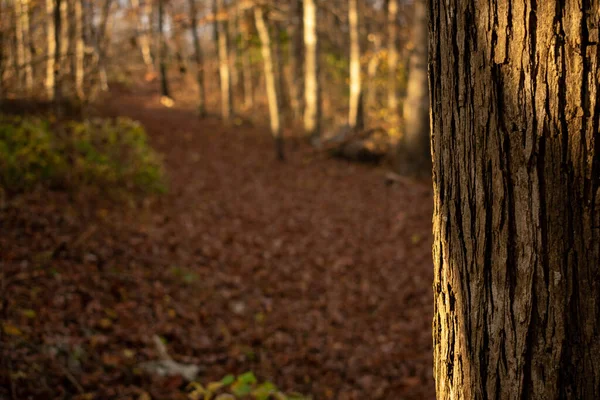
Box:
0;114;166;194
188;372;310;400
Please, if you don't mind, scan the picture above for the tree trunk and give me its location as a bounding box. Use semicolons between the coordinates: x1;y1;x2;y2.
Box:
287;0;303;121
216;0;232;121
395;0;429;176
254;7;283;160
348;0;361;129
366;34;381;114
157;0;170;99
386;0;398;121
53;0;63;111
60;0;69;75
430;0;600;398
303;0;319;138
240;12;253;109
74;0;84;100
131;0;154;74
15;0;32;94
46;0;56;100
188;0;206;117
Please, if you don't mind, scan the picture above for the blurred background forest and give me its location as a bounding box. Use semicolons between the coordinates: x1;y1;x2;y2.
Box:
0;0;434;399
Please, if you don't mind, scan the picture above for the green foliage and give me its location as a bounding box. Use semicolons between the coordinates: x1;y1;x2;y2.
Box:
0;114;166;194
188;371;310;400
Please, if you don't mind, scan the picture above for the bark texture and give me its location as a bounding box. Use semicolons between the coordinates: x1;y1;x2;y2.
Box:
46;0;56;100
430;0;600;399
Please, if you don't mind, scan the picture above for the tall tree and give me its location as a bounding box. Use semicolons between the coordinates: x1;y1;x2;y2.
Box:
188;0;206;116
157;0;170;99
215;0;232;121
53;0;63;109
347;0;361;130
395;0;429;175
386;0;398;121
15;0;33;93
287;0;303;121
254;6;283;160
303;0;318;139
74;0;84;100
46;0;56;100
430;0;600;398
131;0;155;74
239;11;253;109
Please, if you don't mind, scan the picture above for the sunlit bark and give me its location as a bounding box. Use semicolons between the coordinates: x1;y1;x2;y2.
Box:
431;0;600;398
366;34;381;113
348;0;361;129
303;0;318;138
216;0;232;121
74;0;84;100
46;0;56;100
287;0;303;121
254;6;283;160
15;0;32;93
386;0;398;120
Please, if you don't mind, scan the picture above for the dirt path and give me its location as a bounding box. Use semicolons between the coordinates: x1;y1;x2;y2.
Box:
1;87;435;399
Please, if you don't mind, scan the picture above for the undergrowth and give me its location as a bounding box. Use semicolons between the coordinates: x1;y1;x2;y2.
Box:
188;372;310;400
0;114;166;194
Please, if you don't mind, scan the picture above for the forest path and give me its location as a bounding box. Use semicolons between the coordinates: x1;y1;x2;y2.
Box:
1;85;435;399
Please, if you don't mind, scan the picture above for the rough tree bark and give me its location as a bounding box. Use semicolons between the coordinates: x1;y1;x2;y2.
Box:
430;0;600;399
348;0;361;130
254;6;283;160
386;0;398;120
157;0;170;99
395;0;429;176
188;0;206;116
303;0;319;138
215;0;232;121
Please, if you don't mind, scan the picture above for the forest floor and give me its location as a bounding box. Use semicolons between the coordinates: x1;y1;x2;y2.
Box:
0;81;435;399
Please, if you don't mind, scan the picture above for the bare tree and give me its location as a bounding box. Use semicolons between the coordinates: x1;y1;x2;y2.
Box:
386;0;397;120
215;0;232;121
15;0;33;93
303;0;318;138
131;0;155;74
254;6;283;160
157;0;171;99
74;0;84;100
46;0;56;100
347;0;361;129
188;0;206;116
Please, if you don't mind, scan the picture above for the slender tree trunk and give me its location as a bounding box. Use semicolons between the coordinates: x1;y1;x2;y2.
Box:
188;0;206;116
366;34;381;113
386;0;398;120
15;0;32;93
395;0;429;176
74;0;84;100
157;0;170;98
303;0;319;138
348;0;361;129
45;0;56;100
131;0;154;73
54;0;63;111
240;13;253;109
228;2;239;99
216;0;232;121
287;0;303;122
60;0;69;75
254;6;283;160
273;23;288;119
431;0;600;398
